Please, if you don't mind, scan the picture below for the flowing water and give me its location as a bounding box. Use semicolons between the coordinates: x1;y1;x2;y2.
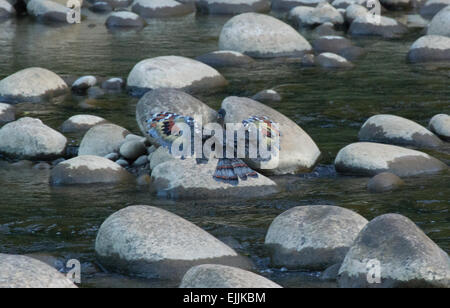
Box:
0;10;449;288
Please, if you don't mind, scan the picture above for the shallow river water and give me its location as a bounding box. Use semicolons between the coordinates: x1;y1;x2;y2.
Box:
0;9;449;288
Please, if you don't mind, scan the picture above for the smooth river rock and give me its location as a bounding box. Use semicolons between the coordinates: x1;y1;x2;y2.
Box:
0;253;77;288
429;114;450;141
367;172;404;193
95;205;252;280
131;0;194;18
78;123;130;157
344;4;368;24
265;205;368;270
60;114;107;133
427;5;450;37
0;67;68;103
105;11;146;28
50;155;133;185
71;76;97;94
358;114;443;148
349;14;408;38
332;0;367;9
0;117;67;160
0;103;15;125
407;35;450;63
0;0;15;19
316;52;354;68
151;158;279;199
196;0;270;14
221;96;321;175
196;50;254;68
127;56;227;96
135;88;217;141
420;0;450;19
271;0;324;11
26;0;70;23
218;13;312;58
289;2;344;27
338;214;450;288
180;264;282;288
335;142;448;177
251;89;282;103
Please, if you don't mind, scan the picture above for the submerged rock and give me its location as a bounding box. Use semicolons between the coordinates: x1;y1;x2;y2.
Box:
420;0;450;19
0;117;67;160
338;214;450;288
0;103;15;125
50;155;134;185
358;114;443;148
427;5;450;37
0;67;68;103
0;0;15;19
0;253;77;288
196;50;254;68
105;11;146;28
71;76;97;94
251;89;282;103
265;205;368;270
101;77;125;90
316;52;354;68
312;36;365;61
180;264;282;288
60;114;107;133
218;13;312;58
379;0;411;9
221;96;321;175
95;205;252;280
89;1;113;13
131;0;194;18
407;35;450;63
196;0;270;15
429;114;450;141
78;123;130;157
127;56;227;96
367;172;404;193
272;0;323;11
151;158;279;199
335;142;448;177
349;15;408;38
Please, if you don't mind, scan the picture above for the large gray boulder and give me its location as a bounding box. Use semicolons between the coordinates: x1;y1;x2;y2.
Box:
0;103;15;125
289;2;344;27
151;158;279;199
0;0;15;19
60;114;107;133
196;0;270;14
349;15;408;38
0;117;67;160
26;0;70;23
0;67;68;103
50;155;134;185
427;6;450;37
429;114;450;141
78;123;130;157
95;205;252;280
218;13;312;58
265;205;368;270
420;0;450;19
407;35;450;63
180;264;282;288
127;56;227;96
338;214;450;288
0;253;77;288
358;114;443;148
221;96;321;175
335;142;448;177
272;0;323;11
135;88;217;142
131;0;194;18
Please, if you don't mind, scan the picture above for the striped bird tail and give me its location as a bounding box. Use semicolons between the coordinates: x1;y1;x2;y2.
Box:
230;158;258;180
213;158;238;186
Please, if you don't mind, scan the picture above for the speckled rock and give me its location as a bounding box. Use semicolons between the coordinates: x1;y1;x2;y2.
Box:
0;0;15;19
131;0;194;18
420;0;450;19
196;0;270;15
429;114;450;141
289;2;344;27
221;96;321;175
127;56;227;96
135;88;217;141
338;214;450;288
180;264;282;288
196;50;254;68
105;11;146;28
0;253;77;288
367;172;404;193
0;117;67;160
218;13;312;58
95;205;252;280
349;14;408;38
60;114;107;133
427;5;450;36
50;155;134;185
72;76;97;94
335;142;448;177
407;35;450;63
26;0;70;23
265;205;368;270
151;158;279;199
78;123;130;157
0;67;68;103
251;89;282;103
358;114;443;148
271;0;323;11
316;52;354;68
0;103;15;125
